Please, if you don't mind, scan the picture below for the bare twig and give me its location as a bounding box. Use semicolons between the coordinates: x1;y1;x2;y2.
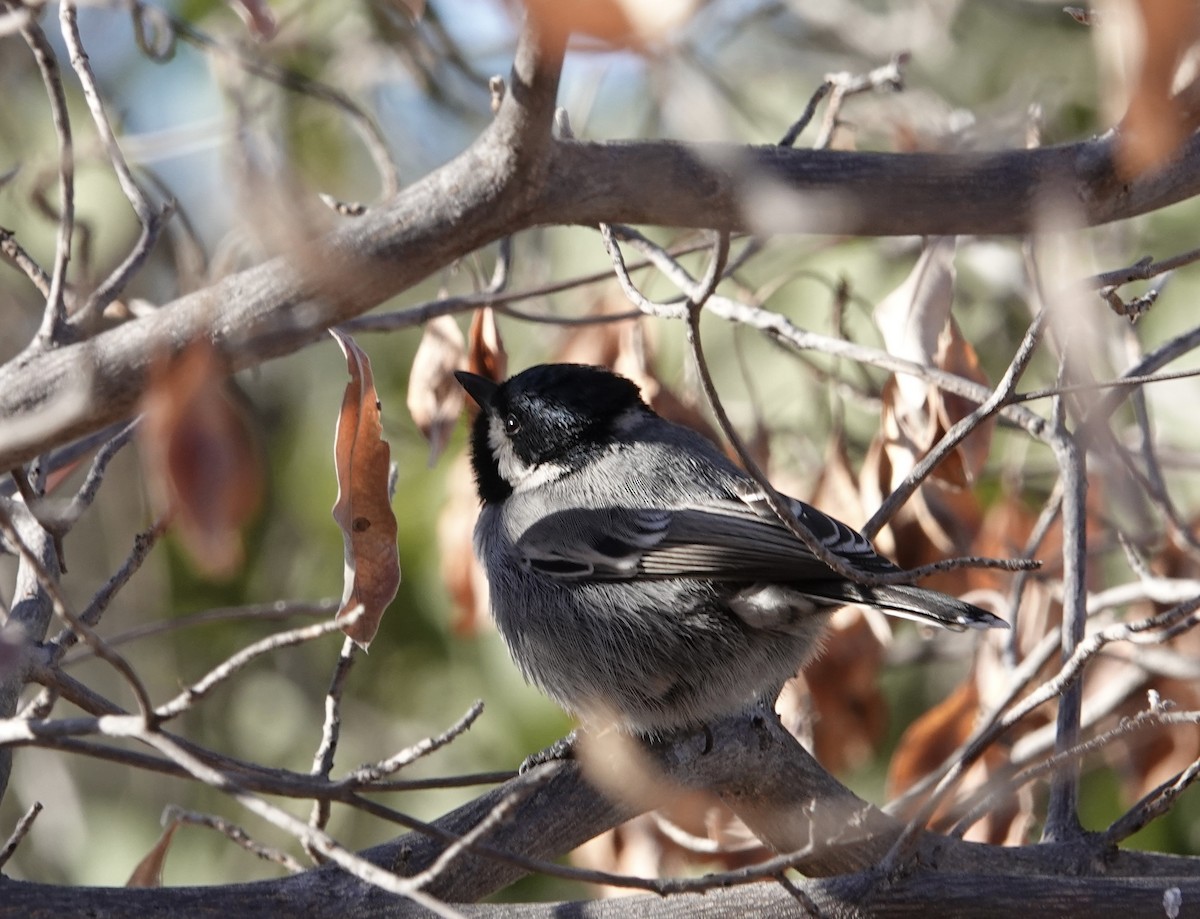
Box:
14;3;74;346
0;801;43;871
405;782;532;893
60;1;172;327
155;617;355;721
779;81;832;148
0;227;51;298
307;637;359;855
814;52;909;149
43;518;167;666
598;223;688;320
1105;751;1200;845
861;311;1046;539
1038;282;1089;844
162;806;306;874
48;418;139;533
349;701;485;785
62;598;337;663
137;730;464;918
1089;246;1200;288
0;506;155;720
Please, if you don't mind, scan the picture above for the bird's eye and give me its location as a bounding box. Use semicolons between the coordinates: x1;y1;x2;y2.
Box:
504;413;521;435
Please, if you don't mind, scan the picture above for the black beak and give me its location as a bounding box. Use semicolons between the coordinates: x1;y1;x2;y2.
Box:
455;370;499;409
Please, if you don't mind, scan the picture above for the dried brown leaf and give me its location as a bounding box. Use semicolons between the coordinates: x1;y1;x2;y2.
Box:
554;297;629;368
872;239;991;490
803;609;888;773
1118;0;1199;177
467;307;507;388
229;0;277;40
874;238;957;412
438;453;491;636
139;340;263;579
331;329;400;649
523;0;694;47
391;0;425;21
929;319;993;487
407;315;466;466
126;819;180;888
437;308;503;636
888;679;979;799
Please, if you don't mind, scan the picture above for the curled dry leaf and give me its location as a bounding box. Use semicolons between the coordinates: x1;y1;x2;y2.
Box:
467;307;507;393
573;798;766;898
887;673;1035;845
438;453;492;636
390;0;425;22
873;238;992;491
407;315;466;466
802;608;889;774
331;329;400;649
436;308;506;635
1116;0;1200;178
126;818;180;888
524;0;695;47
229;0;277;40
139;339;263;579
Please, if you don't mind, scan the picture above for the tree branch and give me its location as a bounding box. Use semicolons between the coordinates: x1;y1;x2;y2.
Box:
5;128;1200;470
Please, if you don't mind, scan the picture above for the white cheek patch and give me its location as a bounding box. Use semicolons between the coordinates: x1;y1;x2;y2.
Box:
487;414;567;493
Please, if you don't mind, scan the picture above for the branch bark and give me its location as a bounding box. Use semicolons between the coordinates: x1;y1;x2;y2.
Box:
5;128;1200;470
0;713;1196;917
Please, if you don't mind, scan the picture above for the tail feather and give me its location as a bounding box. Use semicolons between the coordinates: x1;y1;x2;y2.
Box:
806;581;1006;631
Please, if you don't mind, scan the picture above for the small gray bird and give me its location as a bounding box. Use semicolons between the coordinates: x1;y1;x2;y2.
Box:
457;363;1005;734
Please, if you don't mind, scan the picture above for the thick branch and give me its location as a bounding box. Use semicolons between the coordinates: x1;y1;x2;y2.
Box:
4;126;1200;469
1;714;1197;917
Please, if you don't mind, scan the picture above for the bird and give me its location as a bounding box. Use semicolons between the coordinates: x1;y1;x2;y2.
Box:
456;363;1006;735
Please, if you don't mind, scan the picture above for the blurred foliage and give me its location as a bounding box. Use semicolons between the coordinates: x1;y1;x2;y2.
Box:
2;0;1200;896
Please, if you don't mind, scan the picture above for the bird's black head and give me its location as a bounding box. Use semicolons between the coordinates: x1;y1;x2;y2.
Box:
456;364;649;504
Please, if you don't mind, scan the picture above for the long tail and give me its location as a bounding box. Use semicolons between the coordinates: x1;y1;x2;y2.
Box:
804;581;1007;631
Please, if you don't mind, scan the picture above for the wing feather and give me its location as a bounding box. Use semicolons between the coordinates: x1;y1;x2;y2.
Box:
514;490;899;583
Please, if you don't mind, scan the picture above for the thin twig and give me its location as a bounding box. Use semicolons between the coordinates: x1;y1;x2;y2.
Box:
62;598;337;663
1037;261;1089;843
307;637;359;854
1104;750;1200;845
16;3;74;345
598;223;688;320
861;311;1046;539
0;801;43;870
349;701;485;784
162;806;306;874
883;594;1200;868
0;505;155;720
405;782;533;892
778;81;832;148
1012;365;1200;403
49;418;139;532
62;0;172;326
814;52;909;149
0;227;51;297
56;518;166;641
155;616;356;721
1088;246;1200;288
137;730;464;918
